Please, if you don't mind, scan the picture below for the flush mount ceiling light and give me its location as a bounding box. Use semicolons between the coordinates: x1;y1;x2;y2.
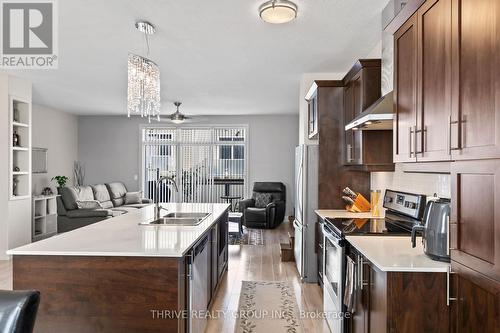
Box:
259;0;298;24
127;20;161;122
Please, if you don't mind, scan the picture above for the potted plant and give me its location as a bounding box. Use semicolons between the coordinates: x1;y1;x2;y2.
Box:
51;175;69;194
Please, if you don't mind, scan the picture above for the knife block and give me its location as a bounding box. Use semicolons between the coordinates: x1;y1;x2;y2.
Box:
346;193;371;213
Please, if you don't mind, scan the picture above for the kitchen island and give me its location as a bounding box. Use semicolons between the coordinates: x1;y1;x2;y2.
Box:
7;203;230;333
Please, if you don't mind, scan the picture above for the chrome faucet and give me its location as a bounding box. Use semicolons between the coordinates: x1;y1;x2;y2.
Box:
155;175;179;219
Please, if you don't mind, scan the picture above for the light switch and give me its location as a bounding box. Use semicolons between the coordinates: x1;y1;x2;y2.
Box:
133;174;138;181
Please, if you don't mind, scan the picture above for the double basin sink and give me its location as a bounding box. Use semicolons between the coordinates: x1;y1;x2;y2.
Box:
141;212;211;226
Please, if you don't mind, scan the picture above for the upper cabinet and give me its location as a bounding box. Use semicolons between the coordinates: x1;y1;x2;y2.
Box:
451;0;500;160
394;0;452;163
343;60;394;171
416;0;452;162
305;83;320;140
393;0;500;163
394;15;418;162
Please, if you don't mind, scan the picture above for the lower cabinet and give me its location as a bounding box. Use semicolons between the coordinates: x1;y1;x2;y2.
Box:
450;261;500;332
348;248;449;333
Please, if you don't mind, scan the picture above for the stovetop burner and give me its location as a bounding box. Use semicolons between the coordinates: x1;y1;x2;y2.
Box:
324;214;415;237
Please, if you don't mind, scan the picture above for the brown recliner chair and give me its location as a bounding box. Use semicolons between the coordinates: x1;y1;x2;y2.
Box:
239;182;286;229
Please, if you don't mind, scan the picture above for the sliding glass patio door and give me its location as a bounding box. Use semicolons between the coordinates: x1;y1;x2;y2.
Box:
142;126;247;204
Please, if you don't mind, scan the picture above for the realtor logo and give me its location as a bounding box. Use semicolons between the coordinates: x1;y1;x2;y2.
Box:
1;0;58;68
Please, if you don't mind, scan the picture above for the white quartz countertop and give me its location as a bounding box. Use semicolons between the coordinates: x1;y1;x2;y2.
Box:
346;236;450;273
7;203;230;258
315;209;384;219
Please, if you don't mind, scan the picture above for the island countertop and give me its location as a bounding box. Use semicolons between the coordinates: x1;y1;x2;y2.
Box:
7;203;230;258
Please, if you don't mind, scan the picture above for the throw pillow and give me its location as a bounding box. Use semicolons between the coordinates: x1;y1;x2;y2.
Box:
125;191;142;205
253;192;272;208
76;200;103;210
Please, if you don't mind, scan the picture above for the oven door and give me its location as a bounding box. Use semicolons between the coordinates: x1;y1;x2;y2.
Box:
323;225;345;333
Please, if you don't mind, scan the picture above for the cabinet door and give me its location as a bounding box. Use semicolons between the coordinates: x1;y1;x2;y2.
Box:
451;0;500;160
416;0;452;162
344;84;355;165
394;14;418;162
308;93;319;139
451;160;500;281
451;261;500;332
350;253;369;333
368;263;387;333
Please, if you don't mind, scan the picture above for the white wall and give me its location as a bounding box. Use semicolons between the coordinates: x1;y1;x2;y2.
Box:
371;165;451;199
32;104;79;194
78;115;299;215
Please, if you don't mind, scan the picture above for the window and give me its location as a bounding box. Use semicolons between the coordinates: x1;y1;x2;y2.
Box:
142;126;248;203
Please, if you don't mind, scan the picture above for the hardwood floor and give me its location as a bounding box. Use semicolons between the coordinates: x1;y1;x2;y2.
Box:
207;221;328;333
0;222;327;332
0;259;12;290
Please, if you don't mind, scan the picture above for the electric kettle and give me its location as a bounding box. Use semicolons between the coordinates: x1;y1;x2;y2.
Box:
411;198;451;262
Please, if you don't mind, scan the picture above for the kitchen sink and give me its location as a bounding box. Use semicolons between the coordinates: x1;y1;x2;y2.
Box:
164;212;210;219
141;212;211;226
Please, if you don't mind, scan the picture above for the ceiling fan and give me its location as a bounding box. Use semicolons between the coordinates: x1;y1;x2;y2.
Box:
166;102;191;124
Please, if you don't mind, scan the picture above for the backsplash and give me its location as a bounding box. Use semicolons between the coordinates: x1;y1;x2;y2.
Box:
371;164;451;199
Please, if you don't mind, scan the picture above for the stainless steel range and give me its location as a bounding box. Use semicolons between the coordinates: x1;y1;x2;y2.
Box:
321;189;426;333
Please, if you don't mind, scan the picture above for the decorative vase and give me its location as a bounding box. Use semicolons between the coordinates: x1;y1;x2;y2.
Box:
13;131;19;147
57;187;63;195
13;177;19;196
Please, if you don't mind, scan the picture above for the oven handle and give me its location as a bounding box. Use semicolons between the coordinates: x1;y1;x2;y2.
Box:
322;224;344;247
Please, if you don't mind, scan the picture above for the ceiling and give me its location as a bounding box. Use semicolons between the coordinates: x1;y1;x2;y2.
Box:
4;0;388;116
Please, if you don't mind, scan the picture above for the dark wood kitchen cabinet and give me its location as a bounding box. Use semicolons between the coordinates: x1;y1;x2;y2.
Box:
394;0;453;163
450;160;500;282
416;0;452;162
347;249;448;333
450;0;500;160
450;261;500;333
343;60;394;171
394;14;418;163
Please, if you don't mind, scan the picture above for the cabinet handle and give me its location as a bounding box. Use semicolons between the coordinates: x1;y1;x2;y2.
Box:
409;127;414;157
448;116;460;154
447;268;457;306
414;126;419;156
347;144;353;163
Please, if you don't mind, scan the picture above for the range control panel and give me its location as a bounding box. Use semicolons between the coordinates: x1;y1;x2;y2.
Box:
383;189;426;220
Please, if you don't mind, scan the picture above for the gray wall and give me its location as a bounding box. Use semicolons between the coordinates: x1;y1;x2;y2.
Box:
78;115;299;215
32;104;79;194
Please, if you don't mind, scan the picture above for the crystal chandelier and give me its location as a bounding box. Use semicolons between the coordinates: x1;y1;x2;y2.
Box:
127;21;161;122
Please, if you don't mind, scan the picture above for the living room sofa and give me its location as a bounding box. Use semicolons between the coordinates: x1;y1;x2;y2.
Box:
57;182;153;233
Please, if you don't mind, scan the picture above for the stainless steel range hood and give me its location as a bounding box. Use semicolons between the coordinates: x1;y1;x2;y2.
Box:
345;92;394;131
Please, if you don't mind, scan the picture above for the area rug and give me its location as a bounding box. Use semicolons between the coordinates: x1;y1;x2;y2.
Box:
229;228;264;246
235;281;304;333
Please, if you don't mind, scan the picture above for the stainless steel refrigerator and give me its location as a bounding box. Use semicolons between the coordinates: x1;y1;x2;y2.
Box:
293;144;319;283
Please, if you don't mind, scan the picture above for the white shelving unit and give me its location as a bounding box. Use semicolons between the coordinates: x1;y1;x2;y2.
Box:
32;195;58;241
9;96;31;201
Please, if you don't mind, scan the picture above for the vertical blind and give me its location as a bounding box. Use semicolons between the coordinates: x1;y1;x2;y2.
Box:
142;126;247;204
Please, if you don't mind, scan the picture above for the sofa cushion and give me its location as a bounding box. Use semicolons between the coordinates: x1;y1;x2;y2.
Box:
253;192;272;208
61;186;95;210
122;203;151;209
245;207;267;223
111;207;137;214
76;200;103;210
91;184;114;209
106;182;128;207
66;209;112;218
125;191;142;205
